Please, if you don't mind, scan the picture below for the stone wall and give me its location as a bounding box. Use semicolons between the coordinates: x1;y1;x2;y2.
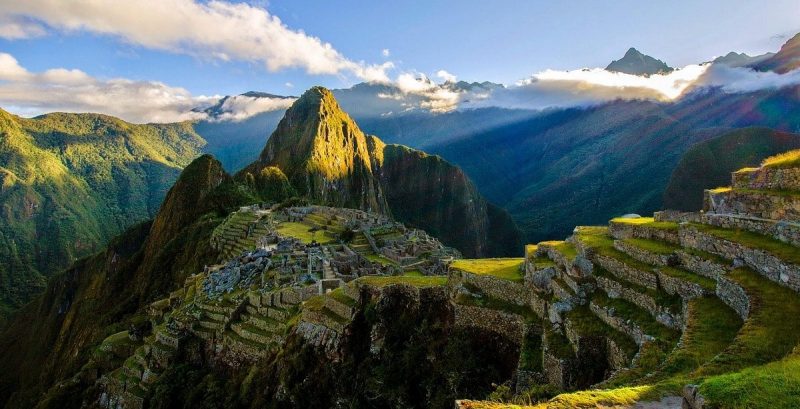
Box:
448;270;530;306
595;276;684;330
680;225;800;293
613;240;676;267
676;250;728;279
702;212;800;248
655;269;708;299
609;221;680;244
590;302;652;347
716;275;750;319
593;254;658;289
705;188;800;222
453;304;524;345
732;166;800;191
653;210;702;223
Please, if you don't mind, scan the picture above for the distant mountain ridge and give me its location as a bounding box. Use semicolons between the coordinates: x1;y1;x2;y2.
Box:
606;47;673;75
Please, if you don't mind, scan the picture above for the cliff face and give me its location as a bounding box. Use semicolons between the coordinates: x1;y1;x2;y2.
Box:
242;87;522;257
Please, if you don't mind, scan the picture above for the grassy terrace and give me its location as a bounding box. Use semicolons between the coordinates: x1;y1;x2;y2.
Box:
275;221;336;244
609;217;678;231
658;266;717;292
450;258;525;282
622;238;680;255
328;287;357;307
539;241;578;261
355;275;447;288
565;305;638;359
593;265;683;314
696;268;800;376
364;253;398;266
762;149;800;169
591;292;680;346
688;223;800;265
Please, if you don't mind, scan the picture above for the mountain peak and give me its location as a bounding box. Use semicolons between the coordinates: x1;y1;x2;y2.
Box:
606;47;673;76
751;32;800;73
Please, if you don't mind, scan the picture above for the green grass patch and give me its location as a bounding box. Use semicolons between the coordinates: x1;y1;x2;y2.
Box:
658;266;717;292
700;353;800;409
565;305;638;359
365;253;398;266
355;275;447;288
539;241;578;261
610;217;679;231
328;287;357;307
696;268;800;376
544;326;575;360
402;269;424;277
450;258;525;282
275;221;335;244
593;267;683;314
689;223;800;265
762;149;800;169
622;238;680;255
592;292;680;345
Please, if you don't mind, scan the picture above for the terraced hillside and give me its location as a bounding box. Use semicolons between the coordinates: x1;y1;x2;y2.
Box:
459;151;800;408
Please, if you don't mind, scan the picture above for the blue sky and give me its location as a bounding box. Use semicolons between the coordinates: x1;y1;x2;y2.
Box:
0;0;798;122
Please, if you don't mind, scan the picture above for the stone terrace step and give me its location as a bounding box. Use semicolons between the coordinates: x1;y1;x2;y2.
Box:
590;292;680;348
593;267;684;330
731;164;800;191
655;266;715;299
563;305;639;371
230;322;278;345
224;330;270;358
613;238;681;267
705;187;800;222
242;312;281;331
608;217;680;244
573;227;659;290
536;240;581;277
702;212;800;248
680;223;800;293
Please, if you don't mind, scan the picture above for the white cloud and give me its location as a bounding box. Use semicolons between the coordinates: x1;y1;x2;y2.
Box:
0;52;217;123
284;82;294;88
691;63;800;93
0;15;45;39
382;49;390;57
213;94;296;121
436;70;457;83
0;0;392;82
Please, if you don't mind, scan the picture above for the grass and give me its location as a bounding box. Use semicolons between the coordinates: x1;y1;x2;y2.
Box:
761;149;800;168
355;275;447;288
539;241;578;261
544;326;575;360
700;353;800;408
591;292;680;345
695;268;800;376
658;266;717;292
275;221;335;244
455;286;537;319
328;287;357;307
610;217;679;231
450;258;525;282
402;269;424;277
565;305;638;359
622;238;680;255
689;223;800;265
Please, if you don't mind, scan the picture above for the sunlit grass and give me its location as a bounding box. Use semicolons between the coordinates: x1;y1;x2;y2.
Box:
355;275;447;288
276;221;335;244
450;258;525;282
762;149;800;169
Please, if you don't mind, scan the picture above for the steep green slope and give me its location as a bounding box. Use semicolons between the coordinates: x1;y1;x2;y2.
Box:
0;155;246;408
0;109;205;322
241;87;522;257
663;127;800;211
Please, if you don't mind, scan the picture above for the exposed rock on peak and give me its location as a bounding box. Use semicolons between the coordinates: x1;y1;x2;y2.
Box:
606;47;673;76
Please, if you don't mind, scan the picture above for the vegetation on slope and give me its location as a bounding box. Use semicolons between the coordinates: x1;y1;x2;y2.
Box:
0;108;206;323
663;127;800;210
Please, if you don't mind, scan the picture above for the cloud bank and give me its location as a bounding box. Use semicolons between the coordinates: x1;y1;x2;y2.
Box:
0;53;294;123
0;0;392;82
212;94;296;122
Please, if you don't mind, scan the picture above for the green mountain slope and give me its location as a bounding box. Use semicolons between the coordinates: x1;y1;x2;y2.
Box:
241;87;522;257
0;109;205;322
663;127;800;211
0;154;243;407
